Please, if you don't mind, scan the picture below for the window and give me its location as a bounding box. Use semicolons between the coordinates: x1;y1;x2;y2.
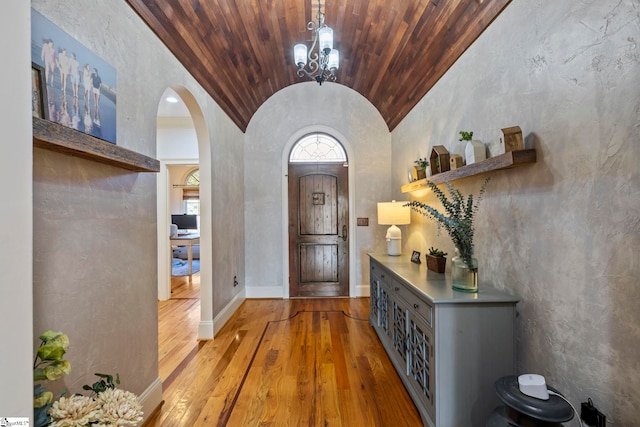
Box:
289;133;347;163
185;169;200;186
183;169;200;215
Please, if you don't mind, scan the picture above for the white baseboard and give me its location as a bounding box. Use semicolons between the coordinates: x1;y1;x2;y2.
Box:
245;285;369;298
198;320;214;340
213;288;246;335
355;284;370;297
138;376;163;426
245;285;284;299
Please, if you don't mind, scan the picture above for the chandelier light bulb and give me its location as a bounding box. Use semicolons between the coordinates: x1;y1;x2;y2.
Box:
294;44;308;67
328;49;339;70
318;26;333;54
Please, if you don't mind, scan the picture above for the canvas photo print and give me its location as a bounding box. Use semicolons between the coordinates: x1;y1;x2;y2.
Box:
31;9;117;144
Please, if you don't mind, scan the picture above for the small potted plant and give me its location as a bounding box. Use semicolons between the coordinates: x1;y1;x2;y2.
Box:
426;247;447;273
412;157;429;181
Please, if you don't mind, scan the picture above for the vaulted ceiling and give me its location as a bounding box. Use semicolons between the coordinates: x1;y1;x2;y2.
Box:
126;0;512;132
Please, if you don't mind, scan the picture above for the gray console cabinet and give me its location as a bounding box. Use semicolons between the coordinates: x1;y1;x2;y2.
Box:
369;254;519;427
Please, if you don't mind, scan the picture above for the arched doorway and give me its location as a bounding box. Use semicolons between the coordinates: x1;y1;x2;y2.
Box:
156;86;214;339
287;132;350;297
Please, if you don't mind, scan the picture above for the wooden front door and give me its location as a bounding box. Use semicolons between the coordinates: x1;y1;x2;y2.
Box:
288;162;349;297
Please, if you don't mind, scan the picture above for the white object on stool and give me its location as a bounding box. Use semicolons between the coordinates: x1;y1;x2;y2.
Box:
518;374;549;400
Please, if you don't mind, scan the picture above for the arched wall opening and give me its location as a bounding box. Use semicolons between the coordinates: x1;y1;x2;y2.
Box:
156;85;214;339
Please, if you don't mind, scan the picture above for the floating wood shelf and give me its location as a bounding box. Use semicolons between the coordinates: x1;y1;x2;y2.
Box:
32;117;160;172
401;149;536;193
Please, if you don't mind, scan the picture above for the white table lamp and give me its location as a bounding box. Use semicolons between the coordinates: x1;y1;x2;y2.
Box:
377;200;411;256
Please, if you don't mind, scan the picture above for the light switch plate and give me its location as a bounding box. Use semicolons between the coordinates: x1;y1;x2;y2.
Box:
357;218;369;226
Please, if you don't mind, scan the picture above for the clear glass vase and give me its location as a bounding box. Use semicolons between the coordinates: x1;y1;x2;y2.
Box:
451;250;478;293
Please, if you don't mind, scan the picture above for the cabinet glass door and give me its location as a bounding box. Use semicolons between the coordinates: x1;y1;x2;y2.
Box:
409;316;435;416
370;279;380;326
379;286;389;335
391;295;408;369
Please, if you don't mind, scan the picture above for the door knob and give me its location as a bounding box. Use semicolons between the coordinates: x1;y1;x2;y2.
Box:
341;225;347;241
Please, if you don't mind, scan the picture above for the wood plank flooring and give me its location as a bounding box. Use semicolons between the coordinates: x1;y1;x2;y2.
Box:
147;275;422;426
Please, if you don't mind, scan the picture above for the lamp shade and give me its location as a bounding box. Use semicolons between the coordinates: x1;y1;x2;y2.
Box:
328;49;339;70
377;201;411;225
318;26;333;53
294;44;308;66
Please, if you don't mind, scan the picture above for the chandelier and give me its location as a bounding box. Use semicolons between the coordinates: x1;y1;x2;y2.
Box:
293;2;339;85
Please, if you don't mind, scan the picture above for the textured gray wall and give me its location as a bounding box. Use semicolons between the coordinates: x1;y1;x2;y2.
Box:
393;0;640;423
244;82;390;295
31;0;244;412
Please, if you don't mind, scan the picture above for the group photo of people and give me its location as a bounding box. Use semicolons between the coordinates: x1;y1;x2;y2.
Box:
31;9;117;144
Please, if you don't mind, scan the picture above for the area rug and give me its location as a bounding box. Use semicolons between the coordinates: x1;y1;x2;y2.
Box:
172;258;200;276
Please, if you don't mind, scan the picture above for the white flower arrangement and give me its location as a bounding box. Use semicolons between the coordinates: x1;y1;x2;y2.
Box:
34;330;143;427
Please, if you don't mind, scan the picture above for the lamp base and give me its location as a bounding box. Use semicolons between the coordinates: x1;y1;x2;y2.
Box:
387;239;402;256
385;225;402;256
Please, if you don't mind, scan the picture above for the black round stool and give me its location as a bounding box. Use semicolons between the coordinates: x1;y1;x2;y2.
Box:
486;376;574;427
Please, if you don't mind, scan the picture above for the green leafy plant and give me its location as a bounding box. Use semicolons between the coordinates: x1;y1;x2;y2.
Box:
428;247;447;257
414;157;429;170
82;372;121;395
33;330;71;427
33;330;143;427
405;177;489;267
459;131;474;142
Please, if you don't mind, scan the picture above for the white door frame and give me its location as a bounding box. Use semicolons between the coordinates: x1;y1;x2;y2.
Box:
156;159;198;301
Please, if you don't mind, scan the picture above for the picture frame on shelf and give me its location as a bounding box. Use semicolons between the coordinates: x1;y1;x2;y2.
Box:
31;62;48;119
411;250;421;264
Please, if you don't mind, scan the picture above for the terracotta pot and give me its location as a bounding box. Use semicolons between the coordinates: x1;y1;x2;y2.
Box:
426;254;446;273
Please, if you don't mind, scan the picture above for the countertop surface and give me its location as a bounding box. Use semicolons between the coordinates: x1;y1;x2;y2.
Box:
369;253;519;304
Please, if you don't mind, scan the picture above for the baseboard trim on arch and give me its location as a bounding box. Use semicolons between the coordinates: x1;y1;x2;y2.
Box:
198;320;214;340
213;288;246;336
138;376;163;424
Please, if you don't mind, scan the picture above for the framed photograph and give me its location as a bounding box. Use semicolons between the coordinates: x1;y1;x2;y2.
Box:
31;62;48;119
411;250;421;264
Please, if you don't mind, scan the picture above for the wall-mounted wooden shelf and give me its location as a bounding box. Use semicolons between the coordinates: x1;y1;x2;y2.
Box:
401;148;536;193
32;117;160;172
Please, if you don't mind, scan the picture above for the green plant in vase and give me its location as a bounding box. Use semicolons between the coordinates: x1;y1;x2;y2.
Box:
405;177;489;291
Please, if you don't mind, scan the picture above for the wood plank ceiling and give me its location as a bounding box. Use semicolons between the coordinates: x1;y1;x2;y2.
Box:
126;0;512;132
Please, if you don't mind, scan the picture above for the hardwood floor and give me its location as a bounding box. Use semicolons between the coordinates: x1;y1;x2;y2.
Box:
147;274;422;426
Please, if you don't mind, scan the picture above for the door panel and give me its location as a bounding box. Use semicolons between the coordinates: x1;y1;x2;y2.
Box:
289;163;348;297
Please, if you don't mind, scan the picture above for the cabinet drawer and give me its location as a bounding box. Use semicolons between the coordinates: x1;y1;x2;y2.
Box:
409;298;433;329
389;278;433;329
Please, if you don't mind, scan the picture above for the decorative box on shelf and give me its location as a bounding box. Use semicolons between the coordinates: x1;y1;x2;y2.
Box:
450;154;464;170
465;140;486;164
501;126;524;152
430;145;450;175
